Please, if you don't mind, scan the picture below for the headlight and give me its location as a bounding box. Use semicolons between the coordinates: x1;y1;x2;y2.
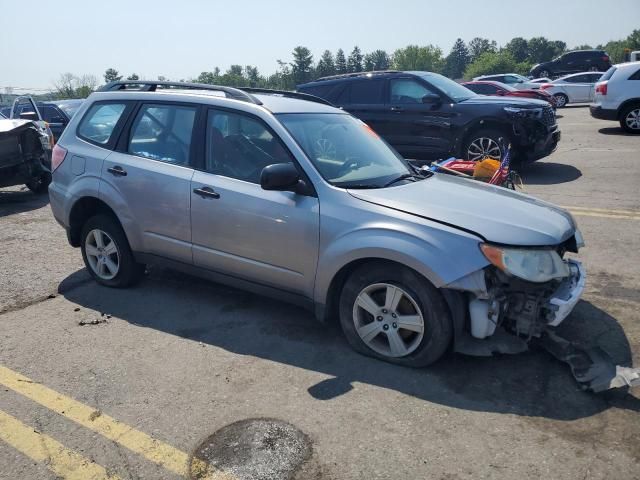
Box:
480;244;570;283
504;106;543;119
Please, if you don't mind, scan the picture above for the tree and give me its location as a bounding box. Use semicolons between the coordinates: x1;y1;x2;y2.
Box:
464;51;529;79
347;46;364;73
504;37;528;63
126;73;139;81
468;37;497;61
392;45;444;73
443;38;469;79
290;46;314;85
244;66;260;87
335;49;347;74
527;37;565;63
316;50;336;78
364;50;390;71
54;73;97;99
104;68;122;83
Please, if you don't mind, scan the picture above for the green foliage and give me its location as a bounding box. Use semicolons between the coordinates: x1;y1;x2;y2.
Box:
443;38;469;79
504;37;528;63
103;68;122;83
600;29;640;63
290;46;314;85
464;51;530;79
392;45;444;73
316;50;336;78
126;73;139;81
335;49;347;74
347;46;364;73
54;73;98;99
527;37;565;63
468;37;497;61
364;50;390;71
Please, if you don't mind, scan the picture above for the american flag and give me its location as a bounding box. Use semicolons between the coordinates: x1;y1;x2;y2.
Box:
488;143;511;185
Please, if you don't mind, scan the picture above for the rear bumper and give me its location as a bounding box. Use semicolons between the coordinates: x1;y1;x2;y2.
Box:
590;105;617;121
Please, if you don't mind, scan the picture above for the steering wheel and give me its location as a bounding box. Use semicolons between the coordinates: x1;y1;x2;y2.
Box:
336;156;369;178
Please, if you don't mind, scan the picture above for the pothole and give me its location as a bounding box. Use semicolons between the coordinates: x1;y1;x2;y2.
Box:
189;418;312;480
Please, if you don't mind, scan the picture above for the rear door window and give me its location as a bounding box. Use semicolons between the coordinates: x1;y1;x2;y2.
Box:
350;79;385;104
128;103;197;166
389;79;436;104
77;102;128;146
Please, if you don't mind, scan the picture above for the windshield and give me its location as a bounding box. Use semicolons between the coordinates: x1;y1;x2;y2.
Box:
278;113;412;188
57;100;83;118
418;73;476;102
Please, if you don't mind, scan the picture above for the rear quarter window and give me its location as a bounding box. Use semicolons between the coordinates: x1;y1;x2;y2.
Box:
77;102;128;146
628;68;640;80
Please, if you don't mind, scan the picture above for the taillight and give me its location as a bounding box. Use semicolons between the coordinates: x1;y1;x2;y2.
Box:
540;83;553;90
602;55;609;62
595;81;608;95
51;144;67;172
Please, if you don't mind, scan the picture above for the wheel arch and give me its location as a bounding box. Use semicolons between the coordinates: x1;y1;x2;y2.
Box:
68;196;121;247
617;98;640;118
457;119;513;158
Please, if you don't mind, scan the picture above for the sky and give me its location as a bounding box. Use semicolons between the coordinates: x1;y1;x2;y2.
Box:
1;0;638;91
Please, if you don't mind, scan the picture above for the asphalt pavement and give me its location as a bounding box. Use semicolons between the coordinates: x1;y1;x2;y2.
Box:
0;106;638;480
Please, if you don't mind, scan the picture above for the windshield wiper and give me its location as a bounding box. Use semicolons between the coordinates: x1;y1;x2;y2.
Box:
383;173;418;187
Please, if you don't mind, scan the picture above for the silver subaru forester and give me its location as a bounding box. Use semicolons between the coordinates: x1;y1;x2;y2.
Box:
49;81;585;367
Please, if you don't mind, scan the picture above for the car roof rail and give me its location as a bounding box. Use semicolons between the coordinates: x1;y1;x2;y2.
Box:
314;70;401;82
99;80;262;105
238;87;334;106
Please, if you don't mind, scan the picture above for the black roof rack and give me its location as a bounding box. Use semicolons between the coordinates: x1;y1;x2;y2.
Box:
314;70;400;82
238;87;334;106
98;80;262;105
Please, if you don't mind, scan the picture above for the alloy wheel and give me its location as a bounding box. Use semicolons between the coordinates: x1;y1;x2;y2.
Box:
625;108;640;131
352;283;425;358
554;94;567;108
467;137;502;161
85;229;120;280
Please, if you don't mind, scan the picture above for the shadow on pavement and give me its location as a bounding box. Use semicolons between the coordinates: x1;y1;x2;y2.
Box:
0;188;49;217
60;268;640;421
598;127;636;137
521;162;582;185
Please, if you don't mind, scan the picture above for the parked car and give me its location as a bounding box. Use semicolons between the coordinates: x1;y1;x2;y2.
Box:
590;62;640;133
529;77;552;84
0;118;52;193
297;71;560;163
1;99;83;141
539;72;604;107
530;50;611;79
472;73;542;90
462;80;557;108
49;80;585;368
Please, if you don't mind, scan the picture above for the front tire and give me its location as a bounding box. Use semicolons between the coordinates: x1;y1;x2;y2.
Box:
538;69;550;78
620;104;640;134
80;214;144;288
463;129;508;161
338;262;452;367
554;93;569;108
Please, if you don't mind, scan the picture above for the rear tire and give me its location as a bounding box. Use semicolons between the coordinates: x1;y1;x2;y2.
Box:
80;214;145;288
620;104;640;134
338;262;452;367
538;69;550;78
554;93;569;108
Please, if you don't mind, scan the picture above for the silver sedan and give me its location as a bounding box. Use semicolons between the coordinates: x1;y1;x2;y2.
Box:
541;72;603;107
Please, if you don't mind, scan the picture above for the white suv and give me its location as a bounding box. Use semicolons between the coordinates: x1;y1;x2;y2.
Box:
590;61;640;133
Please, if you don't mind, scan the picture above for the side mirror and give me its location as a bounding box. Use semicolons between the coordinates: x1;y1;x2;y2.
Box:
19;111;39;121
421;93;441;105
260;163;301;192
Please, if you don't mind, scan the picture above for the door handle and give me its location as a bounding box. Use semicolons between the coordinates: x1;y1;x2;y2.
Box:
107;166;127;176
193;186;220;199
390;106;404;112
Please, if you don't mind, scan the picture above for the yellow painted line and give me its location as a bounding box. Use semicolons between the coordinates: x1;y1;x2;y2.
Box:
0;409;119;480
0;365;227;479
560;206;640;220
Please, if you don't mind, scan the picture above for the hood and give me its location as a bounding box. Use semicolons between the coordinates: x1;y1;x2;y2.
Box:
461;95;550;108
348;174;576;246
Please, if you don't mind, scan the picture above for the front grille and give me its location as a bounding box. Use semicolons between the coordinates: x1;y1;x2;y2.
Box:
542;105;556;127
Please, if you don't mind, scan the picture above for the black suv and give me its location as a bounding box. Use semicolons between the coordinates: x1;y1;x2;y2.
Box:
530;50;612;79
297;71;560;163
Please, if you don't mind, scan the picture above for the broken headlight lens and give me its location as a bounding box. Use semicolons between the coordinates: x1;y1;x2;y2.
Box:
480;244;570;283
